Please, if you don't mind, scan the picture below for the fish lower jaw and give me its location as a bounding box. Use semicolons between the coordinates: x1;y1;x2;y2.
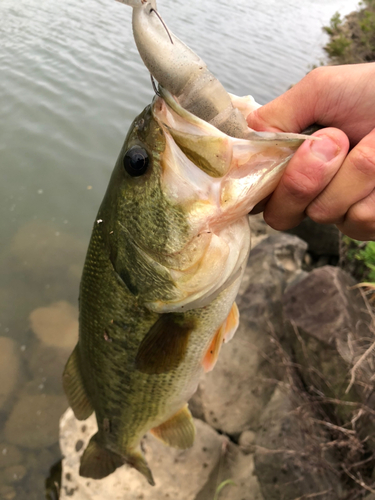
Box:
146;217;251;313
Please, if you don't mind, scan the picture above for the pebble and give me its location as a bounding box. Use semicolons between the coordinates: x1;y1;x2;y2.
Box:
239;430;256;455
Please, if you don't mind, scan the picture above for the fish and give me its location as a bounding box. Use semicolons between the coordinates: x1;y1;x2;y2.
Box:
63;0;311;486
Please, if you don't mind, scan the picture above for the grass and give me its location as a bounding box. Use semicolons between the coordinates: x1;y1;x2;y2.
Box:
323;0;375;63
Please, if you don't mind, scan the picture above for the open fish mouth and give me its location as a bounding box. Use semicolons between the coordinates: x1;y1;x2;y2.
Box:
152;86;308;231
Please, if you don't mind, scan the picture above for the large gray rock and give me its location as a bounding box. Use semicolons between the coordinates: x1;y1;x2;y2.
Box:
198;234;307;436
254;386;344;500
59;408;224;500
195;440;263;500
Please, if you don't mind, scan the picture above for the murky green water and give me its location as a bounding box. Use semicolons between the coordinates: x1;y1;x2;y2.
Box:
0;0;361;497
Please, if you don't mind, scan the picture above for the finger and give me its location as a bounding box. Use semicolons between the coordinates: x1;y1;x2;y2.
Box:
307;127;375;225
337;188;375;241
263;128;349;231
246;70;322;133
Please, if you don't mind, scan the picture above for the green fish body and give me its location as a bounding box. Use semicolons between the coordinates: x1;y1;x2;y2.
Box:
63;91;306;485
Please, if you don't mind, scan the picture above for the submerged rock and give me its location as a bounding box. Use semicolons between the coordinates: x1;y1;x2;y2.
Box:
0;444;23;469
5;394;67;449
0;337;21;410
29;301;78;349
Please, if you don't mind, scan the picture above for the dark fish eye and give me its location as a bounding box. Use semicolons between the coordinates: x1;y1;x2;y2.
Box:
123;146;149;177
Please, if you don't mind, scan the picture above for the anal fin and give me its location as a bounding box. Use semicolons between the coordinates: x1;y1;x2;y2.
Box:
202;302;239;373
62;345;94;420
150;404;195;449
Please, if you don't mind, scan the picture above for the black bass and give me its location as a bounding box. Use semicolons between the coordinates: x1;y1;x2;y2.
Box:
63;0;310;486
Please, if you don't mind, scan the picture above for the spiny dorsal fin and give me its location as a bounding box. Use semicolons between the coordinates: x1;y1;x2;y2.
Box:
150;404;195;449
62;345;94;420
135;314;194;375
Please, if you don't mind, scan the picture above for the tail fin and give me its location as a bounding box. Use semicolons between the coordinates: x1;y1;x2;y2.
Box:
79;433;155;486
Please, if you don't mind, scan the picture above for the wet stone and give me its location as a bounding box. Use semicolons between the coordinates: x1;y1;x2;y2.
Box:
0;337;21;410
0;485;16;500
0;444;23;469
5;394;68;449
27;342;71;393
29;301;78;350
0;464;27;484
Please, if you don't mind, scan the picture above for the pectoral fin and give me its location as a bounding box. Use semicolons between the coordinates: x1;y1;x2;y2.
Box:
150;405;195;449
135;314;194;375
62;345;94;420
202;302;239;372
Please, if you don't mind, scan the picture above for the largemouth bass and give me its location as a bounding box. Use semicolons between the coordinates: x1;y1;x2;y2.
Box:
63;0;310;486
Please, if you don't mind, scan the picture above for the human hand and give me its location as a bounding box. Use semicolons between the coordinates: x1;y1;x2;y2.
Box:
247;63;375;241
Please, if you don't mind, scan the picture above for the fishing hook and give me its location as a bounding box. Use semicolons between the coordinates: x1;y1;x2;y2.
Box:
150;8;174;44
150;74;161;96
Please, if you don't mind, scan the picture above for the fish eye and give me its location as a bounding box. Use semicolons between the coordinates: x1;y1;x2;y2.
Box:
123;146;149;177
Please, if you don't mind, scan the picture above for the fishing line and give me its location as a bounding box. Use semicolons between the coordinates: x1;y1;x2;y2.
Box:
150;8;174;44
150;74;161;96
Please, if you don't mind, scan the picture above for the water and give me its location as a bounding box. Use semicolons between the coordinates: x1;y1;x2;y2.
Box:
0;0;361;497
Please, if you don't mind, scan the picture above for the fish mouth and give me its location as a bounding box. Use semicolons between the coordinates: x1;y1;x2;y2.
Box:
151;86;307;232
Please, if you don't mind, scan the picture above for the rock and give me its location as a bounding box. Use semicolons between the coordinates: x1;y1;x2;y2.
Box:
0;464;27;484
283;266;374;408
0;444;23;469
0;337;21;410
283;266;368;347
238;430;256;455
195;441;264;500
59;408;223;500
0;485;16;500
254;385;343;500
9;221;86;281
4;394;68;449
285;217;340;256
29;301;78;349
27;342;71;393
199;234;307;436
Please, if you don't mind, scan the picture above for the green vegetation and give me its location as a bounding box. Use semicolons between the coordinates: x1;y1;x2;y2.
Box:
342;237;375;283
213;479;236;500
323;0;375;63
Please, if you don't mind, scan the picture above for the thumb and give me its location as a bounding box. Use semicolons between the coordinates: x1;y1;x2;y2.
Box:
247;74;319;133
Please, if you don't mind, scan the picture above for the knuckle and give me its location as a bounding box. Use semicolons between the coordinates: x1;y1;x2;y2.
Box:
281;168;319;201
349;146;375;177
306;199;337;224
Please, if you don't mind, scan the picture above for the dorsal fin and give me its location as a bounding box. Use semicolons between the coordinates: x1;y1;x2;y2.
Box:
62;345;94;420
